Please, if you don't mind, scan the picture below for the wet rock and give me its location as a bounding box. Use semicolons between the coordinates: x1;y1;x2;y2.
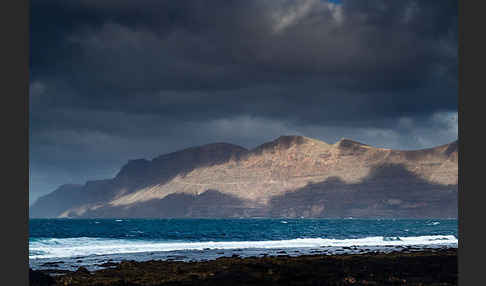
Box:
75;266;90;275
99;262;118;268
29;268;56;286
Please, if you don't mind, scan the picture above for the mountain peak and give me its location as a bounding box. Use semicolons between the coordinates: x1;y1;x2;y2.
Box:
274;135;307;145
116;159;151;179
442;140;458;157
253;135;309;152
335;138;369;148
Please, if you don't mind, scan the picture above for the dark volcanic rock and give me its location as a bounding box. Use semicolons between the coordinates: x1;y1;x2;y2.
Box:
75;267;90;275
29;269;55;286
52;249;457;286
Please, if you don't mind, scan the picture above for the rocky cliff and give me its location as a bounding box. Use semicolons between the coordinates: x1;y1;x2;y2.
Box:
30;136;458;218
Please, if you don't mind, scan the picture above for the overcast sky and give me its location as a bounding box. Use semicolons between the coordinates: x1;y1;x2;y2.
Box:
29;0;458;204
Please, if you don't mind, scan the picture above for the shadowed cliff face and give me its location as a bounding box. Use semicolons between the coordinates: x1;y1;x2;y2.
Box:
113;143;248;194
29;136;458;218
74;190;263;219
29;184;84;218
268;164;457;218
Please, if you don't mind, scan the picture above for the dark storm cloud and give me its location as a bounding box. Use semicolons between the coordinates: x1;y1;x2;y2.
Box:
31;0;457;111
29;0;458;203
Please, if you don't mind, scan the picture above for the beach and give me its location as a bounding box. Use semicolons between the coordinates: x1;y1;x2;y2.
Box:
31;247;457;285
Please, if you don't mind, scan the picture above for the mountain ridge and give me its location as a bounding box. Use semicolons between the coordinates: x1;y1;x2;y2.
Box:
30;136;458;218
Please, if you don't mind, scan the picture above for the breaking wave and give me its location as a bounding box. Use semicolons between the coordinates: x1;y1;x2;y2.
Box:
29;235;457;259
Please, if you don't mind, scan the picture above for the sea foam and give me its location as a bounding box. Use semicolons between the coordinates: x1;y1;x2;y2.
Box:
29;235;457;259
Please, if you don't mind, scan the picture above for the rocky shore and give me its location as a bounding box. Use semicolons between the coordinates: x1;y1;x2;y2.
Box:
30;248;457;285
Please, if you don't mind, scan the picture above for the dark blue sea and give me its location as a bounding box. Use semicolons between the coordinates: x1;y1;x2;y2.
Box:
29;219;458;271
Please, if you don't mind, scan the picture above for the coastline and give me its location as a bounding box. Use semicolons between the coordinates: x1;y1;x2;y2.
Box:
31;248;457;286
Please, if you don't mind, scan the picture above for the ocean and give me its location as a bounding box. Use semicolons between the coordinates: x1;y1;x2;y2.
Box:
29;218;458;272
